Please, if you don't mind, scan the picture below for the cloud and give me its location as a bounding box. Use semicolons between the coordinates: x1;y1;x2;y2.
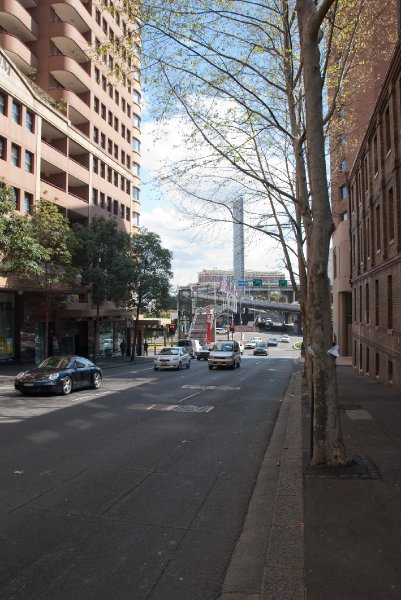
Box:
140;114;287;286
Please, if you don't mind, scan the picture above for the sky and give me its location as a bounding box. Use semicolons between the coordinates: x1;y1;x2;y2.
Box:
138;106;286;289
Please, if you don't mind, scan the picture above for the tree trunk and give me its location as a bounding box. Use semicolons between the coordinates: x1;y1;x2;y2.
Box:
297;0;348;466
130;306;140;362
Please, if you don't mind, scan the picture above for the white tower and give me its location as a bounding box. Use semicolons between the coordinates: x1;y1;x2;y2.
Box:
233;197;245;287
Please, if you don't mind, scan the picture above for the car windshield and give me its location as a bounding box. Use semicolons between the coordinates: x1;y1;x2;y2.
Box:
258;343;268;348
159;348;179;355
39;357;72;369
213;342;234;352
201;344;211;350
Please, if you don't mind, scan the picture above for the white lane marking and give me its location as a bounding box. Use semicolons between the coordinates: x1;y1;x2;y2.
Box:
182;385;240;391
129;403;214;413
177;392;200;404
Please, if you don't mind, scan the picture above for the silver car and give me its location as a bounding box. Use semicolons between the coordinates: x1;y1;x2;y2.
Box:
154;347;191;371
208;341;241;370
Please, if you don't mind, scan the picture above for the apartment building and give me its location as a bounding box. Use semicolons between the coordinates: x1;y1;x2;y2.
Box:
0;0;141;363
330;2;398;357
350;37;401;388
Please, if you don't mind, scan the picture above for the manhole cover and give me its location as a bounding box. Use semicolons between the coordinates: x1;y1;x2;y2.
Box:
303;453;381;479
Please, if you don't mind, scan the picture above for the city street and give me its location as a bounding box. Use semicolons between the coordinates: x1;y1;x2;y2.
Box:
0;340;300;600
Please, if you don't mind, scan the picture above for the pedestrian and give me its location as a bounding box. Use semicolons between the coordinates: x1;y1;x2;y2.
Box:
143;340;149;356
120;339;126;359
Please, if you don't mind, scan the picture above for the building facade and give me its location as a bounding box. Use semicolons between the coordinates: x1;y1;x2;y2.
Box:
0;0;141;363
330;2;398;357
350;38;401;388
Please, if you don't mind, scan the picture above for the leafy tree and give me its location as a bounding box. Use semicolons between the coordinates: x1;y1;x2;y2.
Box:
72;217;131;359
98;0;395;465
28;199;78;359
0;182;43;274
127;228;172;361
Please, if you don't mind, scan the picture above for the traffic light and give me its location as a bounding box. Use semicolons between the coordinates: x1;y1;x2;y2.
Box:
229;324;235;332
169;324;176;334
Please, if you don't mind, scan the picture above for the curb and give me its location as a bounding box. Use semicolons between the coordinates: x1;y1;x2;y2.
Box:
218;363;304;600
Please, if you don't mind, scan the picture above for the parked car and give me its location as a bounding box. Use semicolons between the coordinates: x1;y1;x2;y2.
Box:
267;338;279;347
208;341;241;370
253;342;269;356
14;355;102;396
154;347;191;370
196;343;213;360
177;339;201;358
244;340;256;349
280;334;290;343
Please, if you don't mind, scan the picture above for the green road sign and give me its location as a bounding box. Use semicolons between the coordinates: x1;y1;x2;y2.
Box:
253;279;263;286
278;279;288;287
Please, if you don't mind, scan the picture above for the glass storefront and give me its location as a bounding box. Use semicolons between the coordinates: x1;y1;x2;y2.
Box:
0;293;15;360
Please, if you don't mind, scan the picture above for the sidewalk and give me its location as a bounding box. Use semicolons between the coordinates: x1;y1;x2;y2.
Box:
304;363;401;600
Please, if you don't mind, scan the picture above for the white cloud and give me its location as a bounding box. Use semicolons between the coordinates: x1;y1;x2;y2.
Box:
140;114;287;287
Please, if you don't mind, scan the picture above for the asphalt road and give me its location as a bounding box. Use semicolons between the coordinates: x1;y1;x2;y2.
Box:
0;341;299;600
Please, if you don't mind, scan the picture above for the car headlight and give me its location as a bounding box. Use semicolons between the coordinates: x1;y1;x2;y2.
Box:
47;373;59;380
15;371;27;380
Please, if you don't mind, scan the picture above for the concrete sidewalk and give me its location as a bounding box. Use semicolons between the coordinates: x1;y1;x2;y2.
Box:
304;364;401;600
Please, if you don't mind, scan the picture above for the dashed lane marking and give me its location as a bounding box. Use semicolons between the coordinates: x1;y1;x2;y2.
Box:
181;385;240;391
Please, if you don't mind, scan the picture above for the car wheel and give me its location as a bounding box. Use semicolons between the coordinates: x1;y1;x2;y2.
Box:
197;357;200;360
208;365;213;370
237;360;240;368
61;376;72;396
177;361;182;370
92;372;102;389
186;360;191;368
154;367;158;371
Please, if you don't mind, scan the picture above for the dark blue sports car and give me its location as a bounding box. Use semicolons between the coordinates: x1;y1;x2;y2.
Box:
14;355;102;396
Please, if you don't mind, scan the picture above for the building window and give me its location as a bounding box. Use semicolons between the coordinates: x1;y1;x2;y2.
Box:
388;275;393;329
108;138;113;154
120;203;124;218
125;206;130;220
340;212;348;221
340;159;347;173
373;134;378;174
375;279;379;326
93;127;99;143
100;192;105;208
92;188;98;205
133;90;141;104
113;199;118;215
25;111;34;132
132;138;141;153
0;92;6;115
94;97;100;113
375;353;379;378
132;162;140;176
132;211;139;226
375;204;381;252
107;196;112;211
13;187;20;210
384;107;391;154
366;347;369;374
108;110;113;125
0;136;6;160
23;192;33;213
132;187;140;201
107;166;112;183
114;144;118;159
133;114;141;128
101;133;106;149
100;162;106;178
388;361;393;383
340;185;347;200
10;143;20;166
92;157;98;173
366;282;369;323
11;101;21;124
24;150;33;172
359;285;362;322
366;217;370;258
114;172;118;187
388;187;394;241
339;133;345;146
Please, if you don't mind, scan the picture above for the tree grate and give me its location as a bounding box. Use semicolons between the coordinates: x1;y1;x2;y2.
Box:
303;453;381;479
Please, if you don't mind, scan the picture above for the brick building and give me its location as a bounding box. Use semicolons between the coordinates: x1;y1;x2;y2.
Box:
350;36;401;387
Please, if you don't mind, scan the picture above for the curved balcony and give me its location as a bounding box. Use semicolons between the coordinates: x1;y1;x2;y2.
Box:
0;32;37;74
48;54;91;94
51;0;91;34
50;88;91;126
0;0;39;42
49;21;90;63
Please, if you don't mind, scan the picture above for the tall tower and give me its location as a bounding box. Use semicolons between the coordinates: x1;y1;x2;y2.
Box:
233;197;245;286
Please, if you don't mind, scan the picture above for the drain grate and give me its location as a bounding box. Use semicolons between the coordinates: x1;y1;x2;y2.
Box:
303;453;381;479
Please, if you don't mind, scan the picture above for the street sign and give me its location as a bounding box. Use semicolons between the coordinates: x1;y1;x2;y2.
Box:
238;280;248;287
279;279;288;287
253;279;262;286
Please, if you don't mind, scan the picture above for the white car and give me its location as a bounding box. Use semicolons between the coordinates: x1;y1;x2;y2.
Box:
215;327;227;334
244;340;256;349
208;341;241;370
280;334;290;343
154;347;191;371
250;336;262;343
